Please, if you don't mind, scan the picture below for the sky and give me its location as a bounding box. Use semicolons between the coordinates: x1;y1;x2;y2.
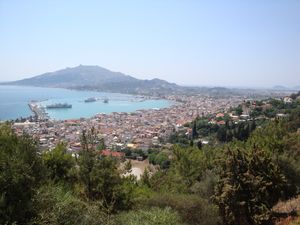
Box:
0;0;299;88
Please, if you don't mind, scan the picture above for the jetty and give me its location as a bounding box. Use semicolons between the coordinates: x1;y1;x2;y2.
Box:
28;101;49;121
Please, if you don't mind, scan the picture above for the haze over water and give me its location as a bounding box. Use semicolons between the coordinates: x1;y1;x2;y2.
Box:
0;86;172;120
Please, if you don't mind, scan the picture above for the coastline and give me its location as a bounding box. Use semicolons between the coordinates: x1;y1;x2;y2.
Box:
0;85;175;121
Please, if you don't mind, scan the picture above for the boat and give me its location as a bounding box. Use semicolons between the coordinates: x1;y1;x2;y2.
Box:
84;97;97;103
103;98;109;103
46;103;72;109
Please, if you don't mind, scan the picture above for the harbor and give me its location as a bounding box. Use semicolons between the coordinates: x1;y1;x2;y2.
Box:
0;86;172;121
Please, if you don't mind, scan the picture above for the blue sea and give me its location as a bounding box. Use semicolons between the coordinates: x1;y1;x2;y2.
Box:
0;85;172;120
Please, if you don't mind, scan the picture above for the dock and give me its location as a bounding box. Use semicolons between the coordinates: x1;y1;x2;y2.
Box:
28;101;49;121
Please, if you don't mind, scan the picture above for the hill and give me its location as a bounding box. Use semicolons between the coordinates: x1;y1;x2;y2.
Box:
7;65;179;95
5;65;287;97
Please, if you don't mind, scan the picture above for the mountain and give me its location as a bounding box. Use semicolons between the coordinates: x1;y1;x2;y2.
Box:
7;65;179;95
293;86;300;91
272;85;290;90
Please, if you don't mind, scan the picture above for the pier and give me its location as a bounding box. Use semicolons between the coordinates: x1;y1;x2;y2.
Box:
28;101;49;121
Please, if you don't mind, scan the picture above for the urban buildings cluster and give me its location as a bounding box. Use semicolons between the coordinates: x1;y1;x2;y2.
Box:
13;94;243;152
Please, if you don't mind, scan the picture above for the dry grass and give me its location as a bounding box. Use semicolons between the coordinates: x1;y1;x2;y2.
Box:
273;195;300;225
273;196;300;214
275;216;300;225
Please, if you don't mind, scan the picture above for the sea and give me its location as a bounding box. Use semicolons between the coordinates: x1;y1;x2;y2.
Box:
0;85;172;121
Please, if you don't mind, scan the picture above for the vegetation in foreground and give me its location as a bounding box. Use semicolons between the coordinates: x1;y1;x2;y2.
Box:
1;93;300;225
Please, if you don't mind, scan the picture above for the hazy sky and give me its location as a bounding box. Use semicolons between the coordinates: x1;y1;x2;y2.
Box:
0;0;299;87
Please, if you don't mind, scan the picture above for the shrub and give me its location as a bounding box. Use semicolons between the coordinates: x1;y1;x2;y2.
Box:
142;193;220;225
214;148;287;225
115;207;185;225
29;184;110;225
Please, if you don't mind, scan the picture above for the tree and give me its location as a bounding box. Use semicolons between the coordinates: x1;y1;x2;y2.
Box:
78;129;98;199
192;122;198;139
214;147;286;225
172;146;206;188
42;143;75;184
235;105;243;116
78;129;134;212
97;137;106;150
140;168;151;187
217;126;227;142
89;156;134;212
249;120;286;155
0;125;43;224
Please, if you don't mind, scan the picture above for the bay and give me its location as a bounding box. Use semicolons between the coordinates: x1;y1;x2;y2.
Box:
0;85;172;120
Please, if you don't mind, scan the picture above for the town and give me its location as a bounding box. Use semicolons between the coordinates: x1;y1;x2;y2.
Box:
12;92;293;156
12;94;242;152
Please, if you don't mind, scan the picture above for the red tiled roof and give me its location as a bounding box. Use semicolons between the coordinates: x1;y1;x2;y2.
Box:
216;113;225;118
101;149;125;157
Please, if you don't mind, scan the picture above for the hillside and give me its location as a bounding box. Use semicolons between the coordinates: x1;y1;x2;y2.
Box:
7;65;179;95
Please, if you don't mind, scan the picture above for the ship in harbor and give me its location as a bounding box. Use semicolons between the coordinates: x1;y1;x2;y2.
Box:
103;98;109;103
84;97;97;103
46;103;72;109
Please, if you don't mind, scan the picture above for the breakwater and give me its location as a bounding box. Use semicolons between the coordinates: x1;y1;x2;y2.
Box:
28;102;49;121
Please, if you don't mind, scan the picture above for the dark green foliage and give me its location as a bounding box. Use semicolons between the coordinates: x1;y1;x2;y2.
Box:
169;132;190;146
148;149;170;169
192;122;198;139
42;143;75;184
290;91;300;100
185;115;257;144
217;126;227;142
190;169;219;199
235;105;243;116
214;148;287;225
277;154;300;198
79;151;133;212
249;120;286;155
285;107;300;132
78;146;97;200
78;130;135;213
89;156;132;211
97;137;106;151
171;146;206;187
269;99;285;110
195;118;219;137
140;168;151;187
250;106;263;118
197;140;202;149
216;121;256;143
0;125;43;225
148;146;208;193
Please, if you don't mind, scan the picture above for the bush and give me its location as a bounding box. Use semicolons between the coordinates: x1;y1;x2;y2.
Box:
190;169;219;199
142;193;220;225
29;184;110;225
115;207;185;225
214;148;287;225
